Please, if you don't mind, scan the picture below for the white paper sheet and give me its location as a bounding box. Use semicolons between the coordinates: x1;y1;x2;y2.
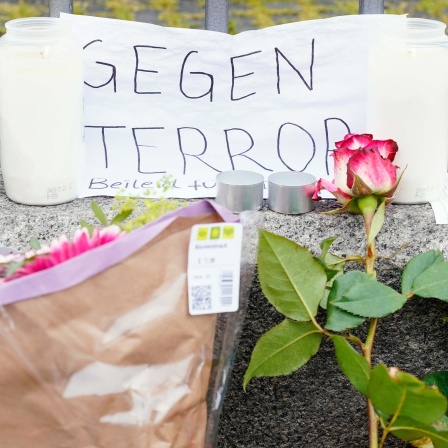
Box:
430;175;448;224
61;13;405;199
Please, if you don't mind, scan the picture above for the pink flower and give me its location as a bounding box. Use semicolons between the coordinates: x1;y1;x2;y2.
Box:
313;133;401;211
4;226;124;282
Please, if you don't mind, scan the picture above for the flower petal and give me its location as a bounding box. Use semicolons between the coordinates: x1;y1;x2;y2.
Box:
4;226;124;282
335;134;373;150
365;139;398;162
315;178;353;205
347;148;397;195
332;149;357;194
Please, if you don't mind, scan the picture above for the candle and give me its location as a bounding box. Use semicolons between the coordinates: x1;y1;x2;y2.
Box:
366;18;448;204
0;18;84;205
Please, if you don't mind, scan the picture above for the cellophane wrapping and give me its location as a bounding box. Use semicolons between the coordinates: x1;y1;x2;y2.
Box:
0;200;259;448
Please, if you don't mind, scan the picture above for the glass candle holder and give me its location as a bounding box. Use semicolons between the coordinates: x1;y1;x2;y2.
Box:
366;18;448;204
0;17;84;205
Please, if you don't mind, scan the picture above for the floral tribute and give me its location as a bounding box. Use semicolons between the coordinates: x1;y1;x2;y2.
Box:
245;134;448;448
0;227;124;283
0;186;181;284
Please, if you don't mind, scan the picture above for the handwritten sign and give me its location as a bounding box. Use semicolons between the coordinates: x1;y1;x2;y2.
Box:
61;13;404;198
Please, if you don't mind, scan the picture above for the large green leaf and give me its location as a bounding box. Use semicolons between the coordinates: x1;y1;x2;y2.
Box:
325;271;367;331
402;250;444;296
390;416;448;448
368;365;447;425
424;372;448;415
335;280;407;318
243;320;322;389
332;336;370;396
411;262;448;302
258;229;327;321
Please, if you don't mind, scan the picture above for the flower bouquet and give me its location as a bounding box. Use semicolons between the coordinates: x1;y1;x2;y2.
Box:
0;200;256;448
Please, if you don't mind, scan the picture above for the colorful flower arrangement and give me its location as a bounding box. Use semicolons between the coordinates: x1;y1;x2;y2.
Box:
0;185;181;284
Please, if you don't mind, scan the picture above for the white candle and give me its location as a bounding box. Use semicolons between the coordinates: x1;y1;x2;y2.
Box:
0;18;84;205
366;19;448;204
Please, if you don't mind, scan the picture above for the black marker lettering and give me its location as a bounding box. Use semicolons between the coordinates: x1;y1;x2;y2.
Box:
277;122;316;171
85;125;126;169
88;178;108;189
275;40;315;93
134;45;167;94
230;51;262;101
179;51;214;102
224;128;272;171
177;127;220;175
83;40;117;92
132;127;167;174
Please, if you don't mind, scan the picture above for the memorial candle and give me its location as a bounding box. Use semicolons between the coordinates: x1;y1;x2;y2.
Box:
366;18;448;204
0;18;84;205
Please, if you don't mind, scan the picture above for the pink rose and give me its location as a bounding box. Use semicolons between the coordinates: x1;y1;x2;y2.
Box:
313;133;400;211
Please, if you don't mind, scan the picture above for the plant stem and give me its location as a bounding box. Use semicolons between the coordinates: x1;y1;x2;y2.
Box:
359;196;382;448
364;317;379;448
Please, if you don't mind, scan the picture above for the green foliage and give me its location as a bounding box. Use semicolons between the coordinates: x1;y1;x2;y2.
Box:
80;177;182;232
402;250;448;304
333;335;370;396
326;271;367;331
315;236;345;308
424;372;448;414
243;319;322;388
257;229;327;321
99;0;142;21
402;250;444;296
390;417;448;448
333;275;407;318
247;221;448;447
369;365;447;426
81;195;182;232
410;261;448;302
0;0;45;34
2;0;447;37
28;237;41;250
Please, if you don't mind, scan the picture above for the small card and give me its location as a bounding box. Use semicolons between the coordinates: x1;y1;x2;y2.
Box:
430;175;448;225
188;223;243;315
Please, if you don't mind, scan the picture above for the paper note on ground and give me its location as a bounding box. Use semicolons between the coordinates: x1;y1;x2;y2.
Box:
61;13;405;199
430;175;448;224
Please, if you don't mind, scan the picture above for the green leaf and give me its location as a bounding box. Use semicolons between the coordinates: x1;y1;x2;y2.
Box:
258;229;327;321
390;416;448;448
314;257;341;283
335;280;407;318
320;236;338;261
411;262;448;302
91;201;108;226
424;372;448;414
332;335;370;396
5;260;24;277
402;250;444;296
79;220;95;236
326;271;367;331
110;209;133;225
368;365;447;425
316;237;345;309
28;237;41;250
244;320;322;389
